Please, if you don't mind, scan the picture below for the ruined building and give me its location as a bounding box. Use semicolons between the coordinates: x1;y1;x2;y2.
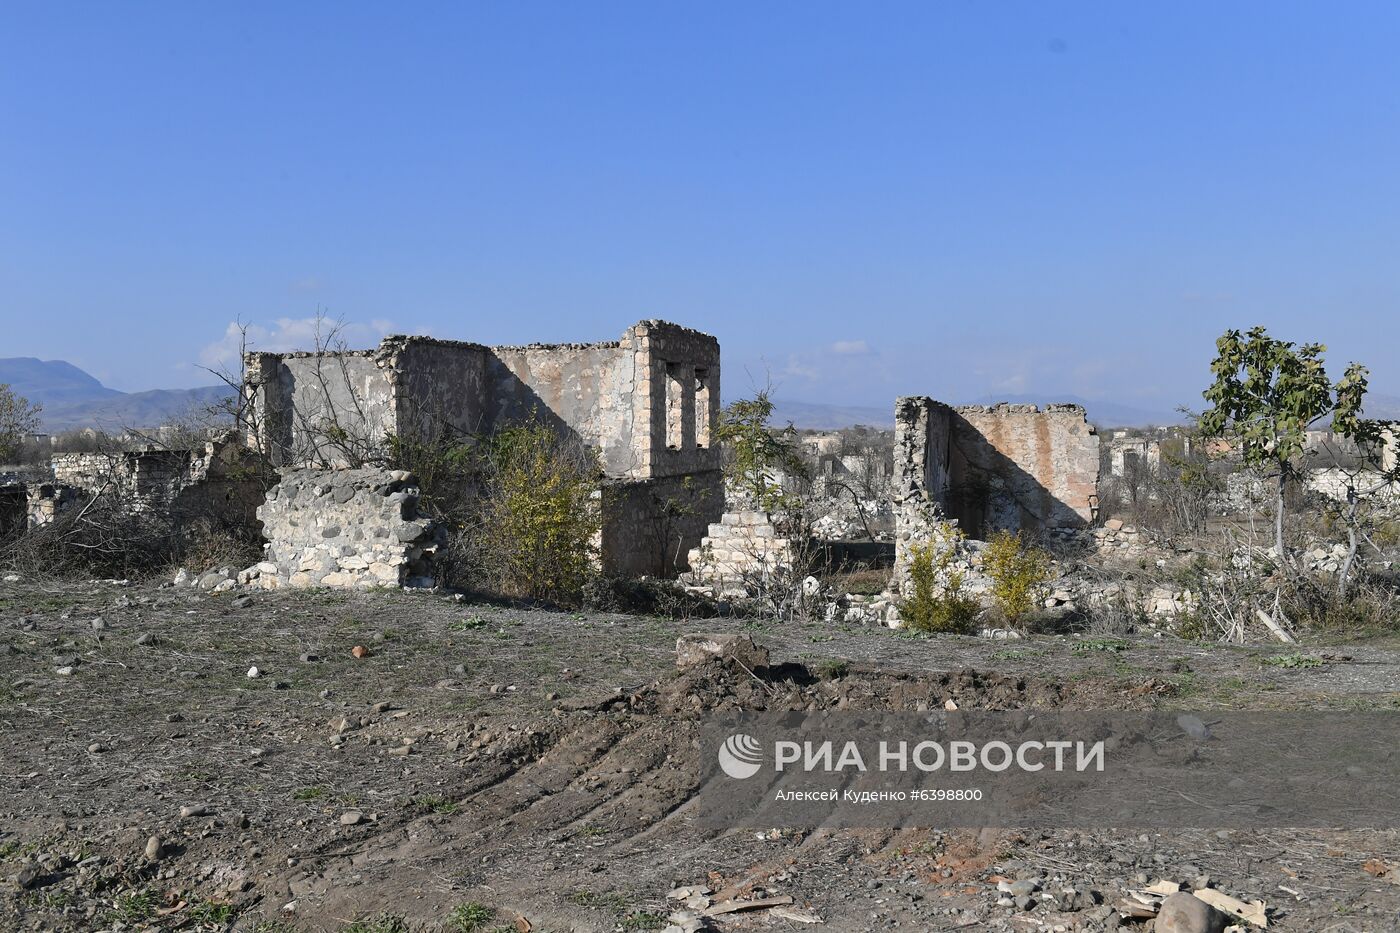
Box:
242;320;723;581
891;399;1100;592
894;399;1100;539
0;435;269;539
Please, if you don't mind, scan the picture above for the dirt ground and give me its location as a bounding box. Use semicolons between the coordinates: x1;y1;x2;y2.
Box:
3;577;1400;932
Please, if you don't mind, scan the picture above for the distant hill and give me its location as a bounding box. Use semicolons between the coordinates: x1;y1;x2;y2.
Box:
1363;393;1400;420
966;394;1186;429
0;357;123;406
0;358;232;432
768;399;895;430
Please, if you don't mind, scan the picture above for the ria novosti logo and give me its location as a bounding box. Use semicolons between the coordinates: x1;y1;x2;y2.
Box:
717;733;764;779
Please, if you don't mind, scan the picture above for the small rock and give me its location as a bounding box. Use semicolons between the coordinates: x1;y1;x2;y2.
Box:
87;743;106;754
351;645;371;659
15;861;41;889
54;666;74;676
144;836;164;861
231;595;255;609
179;804;210;819
135;633;153;647
1157;892;1230;933
339;811;363;826
246;666;261;679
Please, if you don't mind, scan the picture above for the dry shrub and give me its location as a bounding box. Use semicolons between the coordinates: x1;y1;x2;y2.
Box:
983;530;1050;626
445;422;601;606
1;495;260;580
900;540;980;635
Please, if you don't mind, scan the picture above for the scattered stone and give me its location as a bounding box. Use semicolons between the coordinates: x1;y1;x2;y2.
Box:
54;666;74;676
351;645;371;659
231;595;254;609
246;666;261;679
339;811;363;826
179;804;210;819
135;633;153;647
144;836;164;861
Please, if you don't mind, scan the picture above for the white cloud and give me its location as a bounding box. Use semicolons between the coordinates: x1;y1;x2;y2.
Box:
198;317;401;372
830;339;872;356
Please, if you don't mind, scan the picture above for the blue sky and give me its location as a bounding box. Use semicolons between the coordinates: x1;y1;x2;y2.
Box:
3;2;1398;414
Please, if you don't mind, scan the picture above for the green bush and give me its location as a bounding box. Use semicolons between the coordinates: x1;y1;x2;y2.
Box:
983;530;1050;625
460;421;601;605
900;540;981;634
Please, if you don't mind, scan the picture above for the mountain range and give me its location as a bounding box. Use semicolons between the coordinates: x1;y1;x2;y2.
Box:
0;358;232;432
5;357;1398;435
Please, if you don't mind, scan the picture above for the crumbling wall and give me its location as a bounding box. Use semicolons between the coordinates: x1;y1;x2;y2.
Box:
489;341;639;475
48;437;269;529
244;351;397;467
25;484;78;527
896;398;1101;540
948;404;1100;538
388;339;493;447
599;471;725;577
246;468;438;590
892;397;1101;594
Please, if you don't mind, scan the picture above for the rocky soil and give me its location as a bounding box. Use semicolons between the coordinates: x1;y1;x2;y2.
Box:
2;576;1399;932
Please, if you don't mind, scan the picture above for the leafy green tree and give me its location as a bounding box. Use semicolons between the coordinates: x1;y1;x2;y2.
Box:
0;384;42;463
1199;327;1370;557
714;390;808;514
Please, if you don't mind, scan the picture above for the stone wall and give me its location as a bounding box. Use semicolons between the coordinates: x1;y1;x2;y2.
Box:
48;436;269;529
948;404;1100;537
599;470;725;578
1304;468;1400;511
894;398;1100;542
245;468;439;590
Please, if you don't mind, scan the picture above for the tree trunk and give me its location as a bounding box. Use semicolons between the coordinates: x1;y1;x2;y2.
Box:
1274;471;1287;560
1338;488;1359;597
